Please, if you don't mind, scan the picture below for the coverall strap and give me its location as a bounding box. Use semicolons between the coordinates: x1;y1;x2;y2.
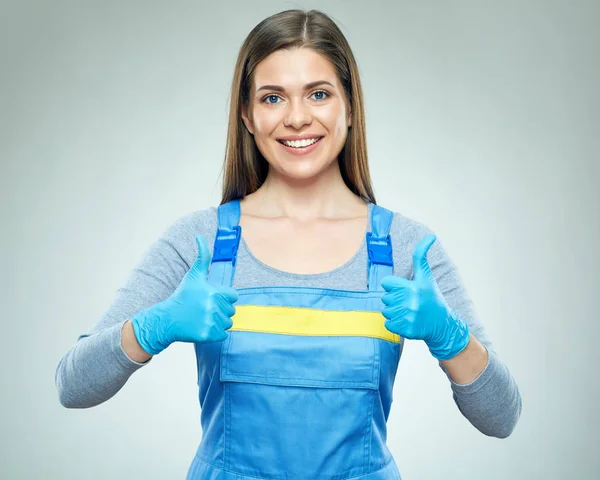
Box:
367;203;394;291
208;199;242;288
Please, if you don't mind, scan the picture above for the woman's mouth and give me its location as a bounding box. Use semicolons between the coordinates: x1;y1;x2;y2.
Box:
276;136;324;155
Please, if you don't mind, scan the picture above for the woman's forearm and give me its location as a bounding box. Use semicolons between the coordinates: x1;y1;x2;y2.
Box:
55;320;152;408
438;334;522;438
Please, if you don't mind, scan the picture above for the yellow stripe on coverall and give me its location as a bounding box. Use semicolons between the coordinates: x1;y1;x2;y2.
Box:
230;305;401;343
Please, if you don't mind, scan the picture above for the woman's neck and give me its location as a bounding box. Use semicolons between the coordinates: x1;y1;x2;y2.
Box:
242;166;366;221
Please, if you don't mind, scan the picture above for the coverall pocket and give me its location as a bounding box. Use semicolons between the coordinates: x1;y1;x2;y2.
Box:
219;330;380;479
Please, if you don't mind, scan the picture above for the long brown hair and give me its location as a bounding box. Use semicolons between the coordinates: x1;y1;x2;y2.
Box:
220;9;376;205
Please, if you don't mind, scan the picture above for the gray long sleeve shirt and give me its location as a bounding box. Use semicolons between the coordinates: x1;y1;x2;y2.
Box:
55;206;522;439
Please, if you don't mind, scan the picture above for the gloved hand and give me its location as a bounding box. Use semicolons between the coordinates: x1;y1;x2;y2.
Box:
381;234;470;361
131;234;239;355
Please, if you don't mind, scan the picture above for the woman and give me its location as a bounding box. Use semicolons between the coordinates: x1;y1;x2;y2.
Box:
55;9;522;479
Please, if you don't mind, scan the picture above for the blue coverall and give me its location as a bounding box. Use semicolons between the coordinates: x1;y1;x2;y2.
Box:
186;199;404;479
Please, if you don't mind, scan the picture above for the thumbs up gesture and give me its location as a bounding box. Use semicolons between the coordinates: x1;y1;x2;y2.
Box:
131;235;239;355
381;234;470;361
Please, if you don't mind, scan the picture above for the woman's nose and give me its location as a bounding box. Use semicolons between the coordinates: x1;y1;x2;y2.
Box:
283;100;312;129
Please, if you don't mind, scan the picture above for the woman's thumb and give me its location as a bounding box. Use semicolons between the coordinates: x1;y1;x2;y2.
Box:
187;234;212;280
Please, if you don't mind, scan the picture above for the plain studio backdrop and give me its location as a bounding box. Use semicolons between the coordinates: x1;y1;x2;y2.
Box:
2;0;598;478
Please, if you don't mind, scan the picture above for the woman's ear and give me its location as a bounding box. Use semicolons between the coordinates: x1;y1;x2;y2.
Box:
347;101;352;127
241;106;254;135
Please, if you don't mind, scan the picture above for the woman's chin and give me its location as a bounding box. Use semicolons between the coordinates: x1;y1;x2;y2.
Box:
273;162;332;182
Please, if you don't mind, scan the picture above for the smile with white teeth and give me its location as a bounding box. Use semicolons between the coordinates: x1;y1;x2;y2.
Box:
280;137;321;148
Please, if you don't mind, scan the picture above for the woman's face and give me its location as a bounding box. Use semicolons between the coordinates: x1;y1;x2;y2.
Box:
242;48;351;182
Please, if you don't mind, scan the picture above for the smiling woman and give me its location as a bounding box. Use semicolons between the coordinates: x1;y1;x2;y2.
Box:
55;8;522;480
221;9;372;206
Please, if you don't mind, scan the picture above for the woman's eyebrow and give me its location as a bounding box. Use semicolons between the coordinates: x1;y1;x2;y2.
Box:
256;80;335;93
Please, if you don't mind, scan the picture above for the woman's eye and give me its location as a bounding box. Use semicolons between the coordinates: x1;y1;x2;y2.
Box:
311;90;329;101
264;95;280;104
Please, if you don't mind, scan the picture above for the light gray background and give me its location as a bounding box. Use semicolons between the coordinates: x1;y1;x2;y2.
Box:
2;0;598;478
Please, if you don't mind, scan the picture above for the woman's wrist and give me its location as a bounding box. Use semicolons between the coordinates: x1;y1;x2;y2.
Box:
121;319;153;363
440;333;488;385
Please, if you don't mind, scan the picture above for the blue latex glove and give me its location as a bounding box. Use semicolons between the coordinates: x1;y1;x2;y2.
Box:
380;234;470;361
131;234;239;355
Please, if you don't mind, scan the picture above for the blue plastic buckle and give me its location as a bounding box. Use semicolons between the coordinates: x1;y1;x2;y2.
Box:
366;232;393;266
212;226;241;264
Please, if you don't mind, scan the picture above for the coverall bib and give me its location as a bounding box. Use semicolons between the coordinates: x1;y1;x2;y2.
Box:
186;199;404;480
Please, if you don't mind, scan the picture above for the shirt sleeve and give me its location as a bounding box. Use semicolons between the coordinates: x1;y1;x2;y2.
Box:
54;210;209;408
392;214;523;438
